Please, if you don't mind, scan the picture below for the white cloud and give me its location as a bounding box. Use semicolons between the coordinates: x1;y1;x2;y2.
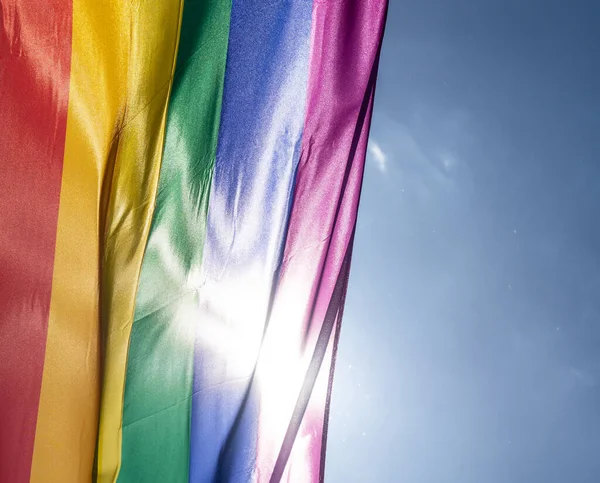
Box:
368;140;387;173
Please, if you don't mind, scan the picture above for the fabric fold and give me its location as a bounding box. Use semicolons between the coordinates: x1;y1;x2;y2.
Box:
0;1;388;481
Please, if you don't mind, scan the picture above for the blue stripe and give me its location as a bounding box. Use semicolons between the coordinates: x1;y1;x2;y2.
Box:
189;1;314;481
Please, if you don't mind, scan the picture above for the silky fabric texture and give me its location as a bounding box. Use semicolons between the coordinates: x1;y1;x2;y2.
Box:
269;3;387;481
94;1;184;482
33;1;183;480
0;2;72;481
0;1;184;482
239;0;388;480
30;0;127;479
0;0;388;481
119;0;231;481
188;1;313;482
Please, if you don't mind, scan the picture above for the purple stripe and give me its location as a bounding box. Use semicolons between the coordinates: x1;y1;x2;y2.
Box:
253;0;388;480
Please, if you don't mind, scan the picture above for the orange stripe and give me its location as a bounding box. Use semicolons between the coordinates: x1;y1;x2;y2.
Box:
30;1;129;480
31;1;181;481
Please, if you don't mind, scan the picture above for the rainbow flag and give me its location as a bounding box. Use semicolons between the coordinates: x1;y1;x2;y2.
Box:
0;0;387;481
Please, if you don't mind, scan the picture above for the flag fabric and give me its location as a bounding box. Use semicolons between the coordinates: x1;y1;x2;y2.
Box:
0;0;387;481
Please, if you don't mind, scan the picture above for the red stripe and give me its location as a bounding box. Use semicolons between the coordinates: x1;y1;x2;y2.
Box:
0;2;72;481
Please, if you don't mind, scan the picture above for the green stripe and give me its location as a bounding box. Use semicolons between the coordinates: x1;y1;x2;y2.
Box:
118;1;232;481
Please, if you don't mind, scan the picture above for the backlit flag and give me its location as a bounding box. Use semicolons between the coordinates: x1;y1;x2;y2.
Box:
0;0;387;481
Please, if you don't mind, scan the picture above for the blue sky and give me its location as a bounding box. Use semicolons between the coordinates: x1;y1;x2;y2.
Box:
326;1;600;481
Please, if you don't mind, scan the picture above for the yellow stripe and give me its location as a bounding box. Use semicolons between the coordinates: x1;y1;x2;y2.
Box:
31;2;183;482
97;1;184;480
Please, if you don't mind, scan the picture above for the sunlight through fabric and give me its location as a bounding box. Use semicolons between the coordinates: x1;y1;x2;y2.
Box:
0;0;388;481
